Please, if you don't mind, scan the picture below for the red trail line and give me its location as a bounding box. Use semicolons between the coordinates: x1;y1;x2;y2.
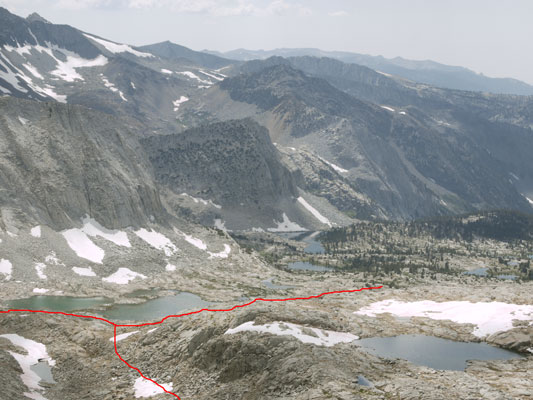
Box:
1;285;382;399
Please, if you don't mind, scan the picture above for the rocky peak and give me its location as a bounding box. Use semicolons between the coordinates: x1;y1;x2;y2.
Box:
26;12;51;24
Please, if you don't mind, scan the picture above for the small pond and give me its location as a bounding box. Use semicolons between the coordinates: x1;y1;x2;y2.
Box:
262;277;294;290
464;267;488;276
287;261;332;272
464;268;518;280
274;231;326;254
356;334;522;371
8;292;212;322
8;296;112;312
102;292;211;321
31;361;56;385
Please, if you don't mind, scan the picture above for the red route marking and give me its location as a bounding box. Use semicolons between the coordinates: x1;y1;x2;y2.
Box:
1;285;382;399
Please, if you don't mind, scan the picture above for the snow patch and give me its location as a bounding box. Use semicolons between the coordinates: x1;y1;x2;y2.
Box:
45;252;62;266
380;105;395;112
214;219;228;232
354;299;533;337
0;259;13;280
180;193;221;208
30;226;41;238
199;70;224;81
62;229;105;264
72;267;96;277
174;228;207;250
110;331;139;342
81;217;131;247
0;333;55;400
208;244;231;259
34;263;47;280
165;263;177;272
398;111;407;115
176;71;212;85
102;268;147;285
134;228;177;256
525;196;533;206
84;34;154;58
319;156;348;173
172;96;189;111
101;75;127;101
51;53;108;82
267;213;307;232
297;197;332;227
22;63;43;79
225;321;358;347
32;288;49;294
133;377;173;398
161;69;172;74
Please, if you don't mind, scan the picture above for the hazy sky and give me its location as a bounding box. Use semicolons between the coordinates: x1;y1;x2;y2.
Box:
2;0;533;84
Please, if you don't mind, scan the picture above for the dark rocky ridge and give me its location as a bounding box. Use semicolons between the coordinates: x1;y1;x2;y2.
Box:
188;60;533;219
142;119;310;229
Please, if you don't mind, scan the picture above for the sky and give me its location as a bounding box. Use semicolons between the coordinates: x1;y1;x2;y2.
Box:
1;0;533;84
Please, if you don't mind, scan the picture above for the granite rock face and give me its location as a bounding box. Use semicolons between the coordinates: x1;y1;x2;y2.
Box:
0;97;165;230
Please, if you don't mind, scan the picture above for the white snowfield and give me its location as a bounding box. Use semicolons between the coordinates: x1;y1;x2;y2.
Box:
0;334;55;400
32;288;49;294
81;217;131;247
180;193;221;209
208;244;231;259
267;213;307;232
176;71;212;85
133;377;173;398
380;105;395;112
83;34;154;58
110;331;139;342
34;263;47;280
199;70;225;81
62;228;105;264
72;266;96;277
319;156;348;173
525;196;533;206
0;258;13;280
62;218;130;263
354;299;533;337
30;226;41;238
172;96;189;111
101;75;128;102
0;44;76;102
134;228;177;256
174;228;207;250
225;321;359;347
161;69;172;74
214;218;228;232
165;263;177;272
103;268;147;285
297;197;332;227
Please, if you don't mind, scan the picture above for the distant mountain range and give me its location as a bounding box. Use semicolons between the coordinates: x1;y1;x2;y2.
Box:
206;48;533;96
0;6;532;233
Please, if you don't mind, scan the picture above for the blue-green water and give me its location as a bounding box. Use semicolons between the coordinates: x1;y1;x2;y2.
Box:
262;277;294;289
102;292;211;321
287;261;332;272
8;292;211;322
357;335;522;371
8;296;112;312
